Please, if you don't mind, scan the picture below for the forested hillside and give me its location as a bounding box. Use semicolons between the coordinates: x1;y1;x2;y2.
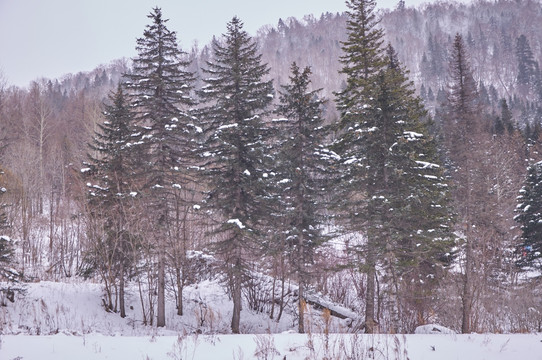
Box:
2;0;542;335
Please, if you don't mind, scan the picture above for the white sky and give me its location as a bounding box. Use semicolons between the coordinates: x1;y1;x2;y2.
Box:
0;0;465;87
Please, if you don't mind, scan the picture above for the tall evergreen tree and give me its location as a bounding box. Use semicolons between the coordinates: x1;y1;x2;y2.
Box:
379;45;455;331
85;84;135;318
198;16;274;334
125;7;197;327
515;161;542;272
334;0;453;332
333;0;385;334
274;63;329;333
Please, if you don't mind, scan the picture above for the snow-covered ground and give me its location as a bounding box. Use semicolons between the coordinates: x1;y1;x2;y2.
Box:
2;332;541;359
0;280;301;336
1;280;541;359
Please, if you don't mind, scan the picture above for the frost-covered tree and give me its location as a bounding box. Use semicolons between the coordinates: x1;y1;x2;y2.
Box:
333;0;386;333
274;63;330;333
379;45;455;331
84;84;135;318
334;0;454;332
515;161;542;272
125;7;198;327
198;16;274;334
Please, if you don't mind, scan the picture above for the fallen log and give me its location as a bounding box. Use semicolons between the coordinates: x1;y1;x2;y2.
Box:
302;292;361;325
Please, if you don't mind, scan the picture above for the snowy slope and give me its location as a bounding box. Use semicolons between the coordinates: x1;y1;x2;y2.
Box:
0;279;301;336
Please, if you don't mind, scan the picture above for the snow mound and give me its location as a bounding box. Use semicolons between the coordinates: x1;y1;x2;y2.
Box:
414;324;456;334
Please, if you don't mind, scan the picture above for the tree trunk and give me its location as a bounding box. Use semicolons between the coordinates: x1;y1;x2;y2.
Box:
137;276;147;326
276;236;287;322
389;265;401;333
270;262;277;320
119;261;126;318
231;269;242;334
157;250;166;327
277;270;286;322
365;237;377;334
298;281;305;333
298;225;305;334
103;276;113;311
462;230;473;333
176;265;183;316
365;267;376;333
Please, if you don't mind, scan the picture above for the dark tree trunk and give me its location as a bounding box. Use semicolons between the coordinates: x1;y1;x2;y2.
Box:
365;238;377;334
462;230;473;333
277;269;286;322
231;269;242;334
157;250;166;327
298;281;305;333
119;261;126;318
176;265;183;316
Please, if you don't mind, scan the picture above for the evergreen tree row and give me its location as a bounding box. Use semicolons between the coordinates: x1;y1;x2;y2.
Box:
84;3;455;333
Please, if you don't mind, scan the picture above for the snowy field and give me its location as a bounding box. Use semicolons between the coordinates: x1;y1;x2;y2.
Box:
2;332;541;359
1;281;541;359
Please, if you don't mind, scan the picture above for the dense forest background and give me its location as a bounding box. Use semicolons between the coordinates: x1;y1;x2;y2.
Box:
2;0;542;334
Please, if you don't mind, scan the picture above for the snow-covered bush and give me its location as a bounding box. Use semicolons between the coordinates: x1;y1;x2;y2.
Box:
414;324;456;335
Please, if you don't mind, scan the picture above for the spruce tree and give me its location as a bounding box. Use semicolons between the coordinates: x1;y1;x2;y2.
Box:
334;1;454;332
125;7;198;327
198;16;274;334
333;0;385;333
85;84;135;318
379;45;454;330
87;84;134;202
274;63;329;333
515;161;542;272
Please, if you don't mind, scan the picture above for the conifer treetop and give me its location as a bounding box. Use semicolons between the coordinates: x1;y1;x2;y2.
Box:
276;63;325;124
447;33;479;119
127;7;195;117
197;15;274;235
201;16;273;120
340;0;385;81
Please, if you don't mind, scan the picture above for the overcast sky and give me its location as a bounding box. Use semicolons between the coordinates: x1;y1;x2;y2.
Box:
0;0;465;88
